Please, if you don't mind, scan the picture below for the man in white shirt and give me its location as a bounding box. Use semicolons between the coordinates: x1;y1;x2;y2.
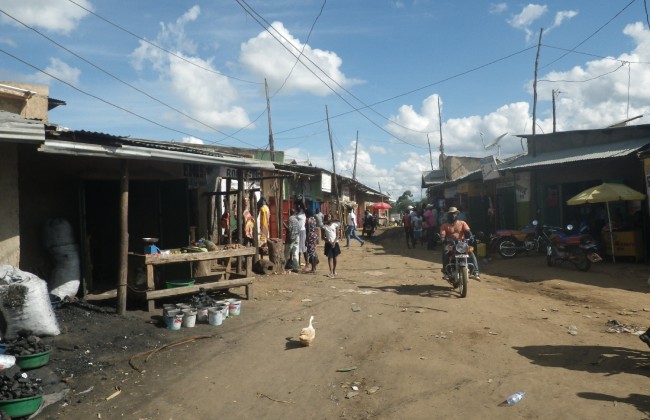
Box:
345;207;365;247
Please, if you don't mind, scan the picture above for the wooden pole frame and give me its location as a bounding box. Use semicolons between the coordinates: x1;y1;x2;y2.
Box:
117;160;129;315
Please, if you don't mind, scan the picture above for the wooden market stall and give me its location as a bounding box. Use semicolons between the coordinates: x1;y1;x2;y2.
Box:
129;245;256;312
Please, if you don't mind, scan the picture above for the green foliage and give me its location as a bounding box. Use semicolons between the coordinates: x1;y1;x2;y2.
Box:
394;190;414;214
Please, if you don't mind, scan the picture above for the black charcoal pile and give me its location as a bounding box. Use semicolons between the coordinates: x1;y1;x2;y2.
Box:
0;365;42;400
188;288;218;308
4;330;50;356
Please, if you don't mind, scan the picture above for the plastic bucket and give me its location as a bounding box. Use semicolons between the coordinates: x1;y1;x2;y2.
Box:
182;309;197;328
219;304;228;320
196;306;209;323
208;307;223;326
169;313;183;330
477;242;487;258
165;309;180;328
216;300;229;318
228;300;242;316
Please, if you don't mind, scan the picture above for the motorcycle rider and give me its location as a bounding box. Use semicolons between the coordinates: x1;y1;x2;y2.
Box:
440;206;480;280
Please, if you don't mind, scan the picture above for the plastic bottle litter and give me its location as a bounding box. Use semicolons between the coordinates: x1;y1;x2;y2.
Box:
505;391;526;406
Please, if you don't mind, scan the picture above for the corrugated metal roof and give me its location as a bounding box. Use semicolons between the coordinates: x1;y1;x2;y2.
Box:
0;110;45;143
499;138;650;171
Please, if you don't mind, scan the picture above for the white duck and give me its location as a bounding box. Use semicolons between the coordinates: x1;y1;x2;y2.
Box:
299;316;315;346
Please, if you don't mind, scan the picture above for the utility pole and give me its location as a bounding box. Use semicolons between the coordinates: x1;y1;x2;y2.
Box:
552;89;560;133
265;79;275;161
437;96;446;181
426;133;434;171
326;106;340;213
352;131;359;180
532;28;543;138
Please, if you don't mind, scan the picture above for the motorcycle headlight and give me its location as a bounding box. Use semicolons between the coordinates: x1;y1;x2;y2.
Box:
455;241;469;254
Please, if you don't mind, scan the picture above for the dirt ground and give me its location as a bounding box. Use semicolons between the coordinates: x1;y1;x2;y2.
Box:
36;228;650;420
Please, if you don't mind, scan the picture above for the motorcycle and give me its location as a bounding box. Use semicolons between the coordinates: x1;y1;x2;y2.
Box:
544;224;602;271
442;237;478;298
490;221;549;258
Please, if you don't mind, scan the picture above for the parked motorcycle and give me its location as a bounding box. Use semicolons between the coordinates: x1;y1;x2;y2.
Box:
544;224;602;271
490;221;549;258
442;237;478;298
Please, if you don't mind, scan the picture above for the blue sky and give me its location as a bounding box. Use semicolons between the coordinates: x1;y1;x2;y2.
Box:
0;0;648;199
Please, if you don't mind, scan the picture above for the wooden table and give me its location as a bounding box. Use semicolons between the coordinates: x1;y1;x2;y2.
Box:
129;247;256;312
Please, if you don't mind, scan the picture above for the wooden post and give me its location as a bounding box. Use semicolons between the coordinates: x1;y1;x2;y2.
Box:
237;170;244;272
117;160;129;315
215;177;222;244
225;178;232;244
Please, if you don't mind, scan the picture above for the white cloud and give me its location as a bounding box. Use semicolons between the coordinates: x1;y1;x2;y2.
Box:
181;136;204;144
508;4;548;42
0;0;91;34
369;145;387;154
239;21;363;96
550;10;578;29
130;7;251;130
530;22;650;131
489;3;508;15
32;57;81;85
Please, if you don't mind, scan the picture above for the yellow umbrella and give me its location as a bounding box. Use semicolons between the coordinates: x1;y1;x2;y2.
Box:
566;183;646;262
566;182;645;205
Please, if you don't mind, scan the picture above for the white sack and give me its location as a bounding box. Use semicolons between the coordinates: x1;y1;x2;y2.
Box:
0;265;61;339
48;244;81;299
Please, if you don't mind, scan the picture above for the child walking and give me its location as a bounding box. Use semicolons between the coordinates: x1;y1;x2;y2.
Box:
321;213;341;277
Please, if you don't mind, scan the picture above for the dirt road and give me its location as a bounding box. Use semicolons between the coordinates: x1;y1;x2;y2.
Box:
41;230;650;419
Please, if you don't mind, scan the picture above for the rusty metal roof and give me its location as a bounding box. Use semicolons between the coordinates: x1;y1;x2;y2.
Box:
499;138;650;171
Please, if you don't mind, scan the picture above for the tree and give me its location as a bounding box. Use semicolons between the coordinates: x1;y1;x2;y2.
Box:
395;190;414;214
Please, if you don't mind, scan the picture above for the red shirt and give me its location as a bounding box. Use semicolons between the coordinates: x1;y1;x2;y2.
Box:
440;220;470;240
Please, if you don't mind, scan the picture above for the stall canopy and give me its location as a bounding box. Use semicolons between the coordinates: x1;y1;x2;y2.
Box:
372;202;392;210
566;182;645;262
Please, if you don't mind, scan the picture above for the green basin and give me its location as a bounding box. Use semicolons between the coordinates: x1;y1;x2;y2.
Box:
15;349;51;369
0;394;43;417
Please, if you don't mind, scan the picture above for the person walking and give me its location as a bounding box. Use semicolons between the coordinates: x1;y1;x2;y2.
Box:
345;206;365;247
424;204;438;250
283;209;301;272
304;209;319;274
322;213;341;277
402;206;414;248
297;204;307;266
412;210;423;246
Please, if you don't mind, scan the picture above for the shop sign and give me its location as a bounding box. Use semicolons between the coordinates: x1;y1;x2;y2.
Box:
218;166;262;180
321;172;332;193
515;172;531;202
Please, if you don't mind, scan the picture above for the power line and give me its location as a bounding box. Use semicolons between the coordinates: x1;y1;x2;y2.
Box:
540;0;638;70
272;0;327;97
0;47;265;147
272;46;536;137
234;0;426;149
542;44;650;64
0;9;258;147
539;61;628;83
65;0;260;85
